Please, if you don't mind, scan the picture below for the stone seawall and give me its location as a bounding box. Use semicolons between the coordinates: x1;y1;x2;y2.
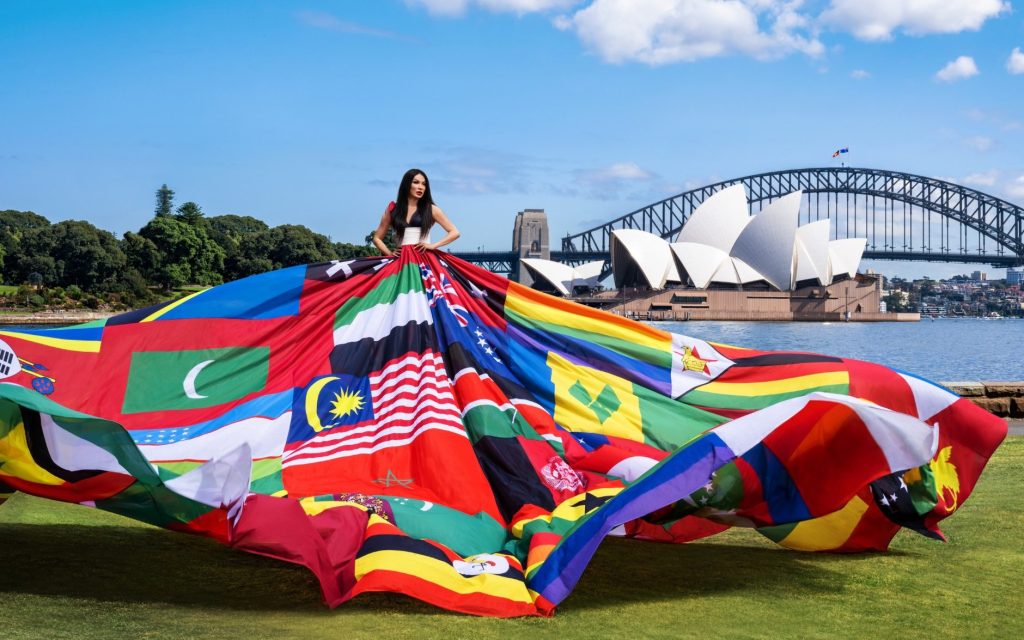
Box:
0;311;112;325
942;382;1024;418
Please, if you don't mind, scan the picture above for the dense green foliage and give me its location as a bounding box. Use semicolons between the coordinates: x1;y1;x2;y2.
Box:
0;438;1020;639
0;186;378;310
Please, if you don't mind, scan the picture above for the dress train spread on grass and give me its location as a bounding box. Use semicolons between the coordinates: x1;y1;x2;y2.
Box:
0;249;1006;616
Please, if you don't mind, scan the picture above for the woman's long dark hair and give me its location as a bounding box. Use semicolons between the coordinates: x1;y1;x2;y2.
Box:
391;168;435;239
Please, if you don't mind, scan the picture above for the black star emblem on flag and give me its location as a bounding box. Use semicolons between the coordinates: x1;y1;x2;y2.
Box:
572;493;613;514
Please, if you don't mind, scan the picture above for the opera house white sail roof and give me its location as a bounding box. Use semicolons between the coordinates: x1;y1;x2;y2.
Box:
610;228;680;289
521;258;605;296
608;187;867;291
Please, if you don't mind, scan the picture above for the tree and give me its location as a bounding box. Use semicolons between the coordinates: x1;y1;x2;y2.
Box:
883;291;909;312
16;256;58;286
106;267;156;307
155;184;175;217
363;228;394;256
207;214;269;240
266;225;338;266
0;209;50;233
176;201;205;226
139;216;225;289
51;220;126;289
14;220;127;290
0;209;51;282
336;240;376;260
228;231;276;280
204;215;270;282
225;224;339;281
8;223;56;285
121;231;162;282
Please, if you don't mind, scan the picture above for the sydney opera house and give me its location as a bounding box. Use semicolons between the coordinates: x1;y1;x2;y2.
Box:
524;186;900;321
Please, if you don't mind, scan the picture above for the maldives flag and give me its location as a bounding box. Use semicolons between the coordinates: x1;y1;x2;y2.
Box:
121;347;270;413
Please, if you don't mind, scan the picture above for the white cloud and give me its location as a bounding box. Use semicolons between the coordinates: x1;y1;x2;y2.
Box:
598;162;652;180
575;161;655;184
406;0;579;16
406;0;470;15
1007;47;1024;75
821;0;1008;41
296;10;412;40
965;108;1022;132
962;171;998;187
1006;176;1024;200
935;56;978;82
404;1;1009;67
850;69;870;79
575;161;658;196
414;146;541;195
557;0;823;65
964;136;994;152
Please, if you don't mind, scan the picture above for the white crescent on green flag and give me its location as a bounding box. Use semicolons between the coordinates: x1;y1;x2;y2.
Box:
122;347;270;413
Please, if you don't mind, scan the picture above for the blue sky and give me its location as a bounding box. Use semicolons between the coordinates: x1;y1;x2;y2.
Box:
2;0;1022;279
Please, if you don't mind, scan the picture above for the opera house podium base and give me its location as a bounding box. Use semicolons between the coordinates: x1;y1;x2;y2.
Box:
573;275;919;322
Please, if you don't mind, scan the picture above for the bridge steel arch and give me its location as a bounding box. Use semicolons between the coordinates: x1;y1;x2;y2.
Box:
560;167;1024;267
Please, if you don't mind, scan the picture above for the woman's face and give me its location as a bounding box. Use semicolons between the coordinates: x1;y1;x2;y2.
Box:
408;174;427;199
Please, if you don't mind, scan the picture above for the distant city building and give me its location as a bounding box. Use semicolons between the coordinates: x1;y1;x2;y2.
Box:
971;270;987;281
1008;267;1023;286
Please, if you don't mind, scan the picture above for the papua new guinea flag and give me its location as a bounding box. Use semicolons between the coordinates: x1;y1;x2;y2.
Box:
0;248;1007;617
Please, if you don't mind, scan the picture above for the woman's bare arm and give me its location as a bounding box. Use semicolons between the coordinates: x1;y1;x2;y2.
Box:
424;205;460;251
372;208;395;257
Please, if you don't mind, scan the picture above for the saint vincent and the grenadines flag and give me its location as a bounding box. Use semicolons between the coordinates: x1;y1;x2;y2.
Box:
0;247;1007;618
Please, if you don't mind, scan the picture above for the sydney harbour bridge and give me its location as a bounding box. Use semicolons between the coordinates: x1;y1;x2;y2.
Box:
451;167;1024;278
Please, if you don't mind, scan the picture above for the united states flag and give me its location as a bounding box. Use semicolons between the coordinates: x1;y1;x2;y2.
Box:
282;350;467;467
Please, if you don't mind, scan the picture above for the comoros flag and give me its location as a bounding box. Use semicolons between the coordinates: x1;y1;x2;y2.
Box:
0;249;1007;617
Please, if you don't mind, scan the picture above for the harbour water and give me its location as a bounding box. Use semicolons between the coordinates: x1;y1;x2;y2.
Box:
3;318;1020;383
655;318;1024;382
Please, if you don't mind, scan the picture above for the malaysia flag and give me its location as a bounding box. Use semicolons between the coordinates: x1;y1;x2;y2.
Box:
282;350;466;468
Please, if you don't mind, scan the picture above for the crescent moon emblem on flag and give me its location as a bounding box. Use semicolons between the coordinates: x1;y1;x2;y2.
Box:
305;376;340;433
183;360;215;399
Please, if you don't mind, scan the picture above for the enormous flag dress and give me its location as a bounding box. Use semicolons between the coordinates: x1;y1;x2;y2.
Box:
0;249;1007;616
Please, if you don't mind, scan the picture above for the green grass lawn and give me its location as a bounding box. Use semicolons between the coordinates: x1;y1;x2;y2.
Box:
1;439;1021;640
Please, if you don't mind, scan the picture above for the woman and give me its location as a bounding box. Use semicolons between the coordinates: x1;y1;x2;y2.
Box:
372;168;460;256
